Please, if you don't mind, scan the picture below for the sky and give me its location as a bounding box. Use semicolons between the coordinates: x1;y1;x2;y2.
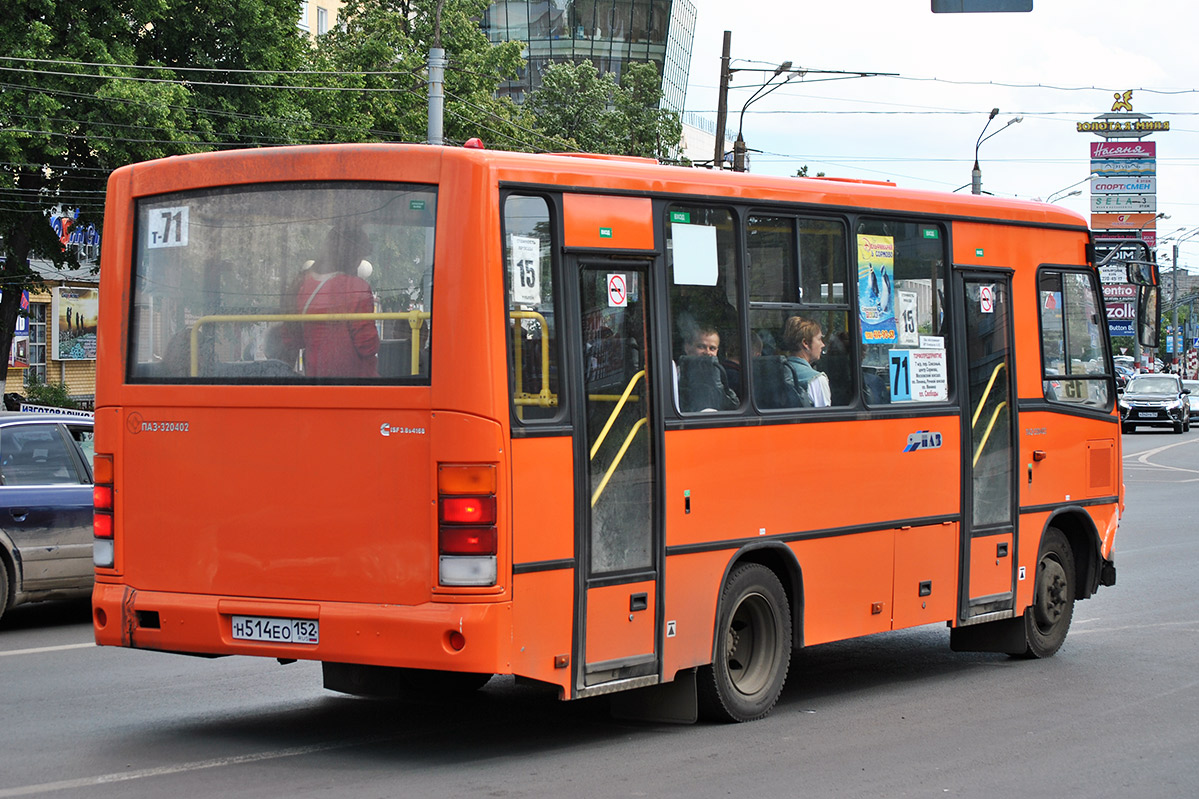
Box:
681;0;1199;270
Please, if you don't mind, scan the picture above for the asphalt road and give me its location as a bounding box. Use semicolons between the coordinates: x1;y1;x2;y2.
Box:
2;429;1196;799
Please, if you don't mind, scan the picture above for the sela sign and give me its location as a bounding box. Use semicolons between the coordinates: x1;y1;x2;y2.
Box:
1091;141;1155;159
1091;194;1156;212
1091;177;1156;194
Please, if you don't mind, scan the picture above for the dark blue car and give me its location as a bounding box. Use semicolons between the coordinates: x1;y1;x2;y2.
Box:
0;412;94;623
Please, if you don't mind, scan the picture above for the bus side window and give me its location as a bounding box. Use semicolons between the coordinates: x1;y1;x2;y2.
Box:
504;195;560;422
855;220;950;406
666;205;744;413
1038;269;1111;409
747;215;852;409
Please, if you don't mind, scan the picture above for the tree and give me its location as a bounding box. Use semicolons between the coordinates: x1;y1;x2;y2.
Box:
613;62;681;160
527;59;682;158
305;0;534;147
0;1;200;385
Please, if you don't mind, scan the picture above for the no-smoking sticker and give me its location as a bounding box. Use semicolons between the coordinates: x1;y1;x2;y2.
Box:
980;284;995;314
608;273;628;307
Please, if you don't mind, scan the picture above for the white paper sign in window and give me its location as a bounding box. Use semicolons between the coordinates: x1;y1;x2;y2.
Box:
510;235;541;306
670;223;719;286
146;206;189;248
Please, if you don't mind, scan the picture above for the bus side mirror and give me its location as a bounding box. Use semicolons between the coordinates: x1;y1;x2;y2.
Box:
1137;285;1160;349
1126;260;1159;286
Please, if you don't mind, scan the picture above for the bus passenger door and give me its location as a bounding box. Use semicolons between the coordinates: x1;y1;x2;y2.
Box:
957;272;1018;624
571;259;661;695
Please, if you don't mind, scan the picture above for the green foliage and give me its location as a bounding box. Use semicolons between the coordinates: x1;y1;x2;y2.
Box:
528;60;681;158
22;373;78;410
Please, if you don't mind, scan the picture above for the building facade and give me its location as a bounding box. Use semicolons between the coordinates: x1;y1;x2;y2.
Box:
481;0;696;111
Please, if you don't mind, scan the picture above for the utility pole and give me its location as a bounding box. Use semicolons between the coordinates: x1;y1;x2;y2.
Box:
427;0;446;145
713;31;732;168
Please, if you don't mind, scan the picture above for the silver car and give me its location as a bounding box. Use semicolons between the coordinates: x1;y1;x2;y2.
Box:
0;412;94;623
1184;380;1199;416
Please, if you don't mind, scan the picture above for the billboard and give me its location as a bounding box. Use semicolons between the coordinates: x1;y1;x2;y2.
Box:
1091;194;1156;212
1091;158;1155;176
1091;177;1156;194
51;287;98;361
1090;213;1160;230
1091;141;1155;159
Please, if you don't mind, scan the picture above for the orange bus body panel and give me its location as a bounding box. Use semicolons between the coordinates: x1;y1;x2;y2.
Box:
562;194;655;250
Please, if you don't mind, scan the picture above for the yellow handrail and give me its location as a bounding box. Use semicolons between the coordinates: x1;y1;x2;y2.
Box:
591;417;648;508
509;311;555;408
971;362;1007;428
972;401;1008;468
589;370;646;460
190;311;430;377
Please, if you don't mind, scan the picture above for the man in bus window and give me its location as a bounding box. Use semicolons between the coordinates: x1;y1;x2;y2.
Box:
281;223;380;378
781;316;831;408
675;325;738;412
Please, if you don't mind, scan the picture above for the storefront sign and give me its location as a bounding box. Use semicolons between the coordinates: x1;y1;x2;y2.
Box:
1091;194;1156;212
1091;177;1156;194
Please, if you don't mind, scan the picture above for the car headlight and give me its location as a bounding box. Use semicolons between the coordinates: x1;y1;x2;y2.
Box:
1118;399;1130;410
1167;399;1182;410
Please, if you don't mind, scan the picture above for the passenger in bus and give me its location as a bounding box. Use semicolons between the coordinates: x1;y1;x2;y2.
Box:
281;223;380;378
675;325;738;412
781;316;831;408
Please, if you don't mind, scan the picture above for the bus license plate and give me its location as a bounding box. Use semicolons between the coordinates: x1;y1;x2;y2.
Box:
231;615;319;645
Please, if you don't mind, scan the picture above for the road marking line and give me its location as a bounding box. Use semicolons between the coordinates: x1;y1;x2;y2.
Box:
0;642;94;658
0;737;386;798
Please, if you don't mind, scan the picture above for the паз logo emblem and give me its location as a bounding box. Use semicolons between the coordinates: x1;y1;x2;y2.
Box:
903;430;943;452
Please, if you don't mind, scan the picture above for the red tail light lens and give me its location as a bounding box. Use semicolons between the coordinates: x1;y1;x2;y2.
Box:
439;527;497;555
439;496;496;525
93;512;113;539
94;485;113;510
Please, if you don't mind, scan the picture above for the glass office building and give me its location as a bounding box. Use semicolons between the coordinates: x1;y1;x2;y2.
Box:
481;0;696;111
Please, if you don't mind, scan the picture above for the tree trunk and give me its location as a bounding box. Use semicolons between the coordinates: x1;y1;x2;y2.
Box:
0;212;39;388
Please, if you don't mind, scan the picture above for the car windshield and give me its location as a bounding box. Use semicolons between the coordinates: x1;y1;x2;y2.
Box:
1126;376;1179;395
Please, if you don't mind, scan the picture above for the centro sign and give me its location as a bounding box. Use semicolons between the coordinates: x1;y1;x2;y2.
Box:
1091;177;1156;194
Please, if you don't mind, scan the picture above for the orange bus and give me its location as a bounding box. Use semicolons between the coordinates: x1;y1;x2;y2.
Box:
92;144;1136;722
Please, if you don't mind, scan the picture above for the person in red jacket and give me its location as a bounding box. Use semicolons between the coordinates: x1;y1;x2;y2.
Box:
282;223;379;378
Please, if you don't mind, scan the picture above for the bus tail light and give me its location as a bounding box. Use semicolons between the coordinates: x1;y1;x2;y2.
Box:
438;465;497;587
93;453;115;568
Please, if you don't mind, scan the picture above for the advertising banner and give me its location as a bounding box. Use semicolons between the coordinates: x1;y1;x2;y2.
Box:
1090;213;1160;230
51;287;98;361
1091;194;1156;213
1091;141;1155;159
1094;229;1156;248
1091;158;1156;176
856;234;896;345
1091;177;1156;194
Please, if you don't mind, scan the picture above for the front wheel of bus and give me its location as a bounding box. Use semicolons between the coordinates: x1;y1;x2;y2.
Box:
1020;527;1075;659
698;563;791;722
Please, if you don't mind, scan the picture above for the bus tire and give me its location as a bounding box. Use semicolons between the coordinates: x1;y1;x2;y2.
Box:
1018;527;1075;659
698;563;791;722
398;668;492;695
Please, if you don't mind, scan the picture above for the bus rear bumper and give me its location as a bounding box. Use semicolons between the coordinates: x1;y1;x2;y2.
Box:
92;582;511;674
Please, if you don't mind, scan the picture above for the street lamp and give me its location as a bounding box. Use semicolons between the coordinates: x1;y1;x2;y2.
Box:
1138;212;1169;234
971;108;1022;195
1045;173;1098;203
732;61;795;172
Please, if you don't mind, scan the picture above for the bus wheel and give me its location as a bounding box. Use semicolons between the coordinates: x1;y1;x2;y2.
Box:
398;668;492;695
698;563;791;722
1019;527;1075;659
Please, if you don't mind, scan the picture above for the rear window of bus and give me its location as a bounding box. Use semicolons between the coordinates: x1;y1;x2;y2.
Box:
128;182;436;384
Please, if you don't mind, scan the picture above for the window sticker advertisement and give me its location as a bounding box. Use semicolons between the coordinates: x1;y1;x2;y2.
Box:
858;234;896;345
52;287;99;361
889;348;948;403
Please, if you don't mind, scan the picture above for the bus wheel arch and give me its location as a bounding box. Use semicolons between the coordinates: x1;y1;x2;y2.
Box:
1041;508;1102;600
698;545;801;722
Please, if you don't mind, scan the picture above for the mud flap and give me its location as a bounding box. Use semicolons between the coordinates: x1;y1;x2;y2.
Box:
609;668;698;724
949;615;1027;655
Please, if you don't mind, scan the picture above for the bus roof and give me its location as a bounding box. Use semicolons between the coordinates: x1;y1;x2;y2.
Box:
111;143;1089;231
